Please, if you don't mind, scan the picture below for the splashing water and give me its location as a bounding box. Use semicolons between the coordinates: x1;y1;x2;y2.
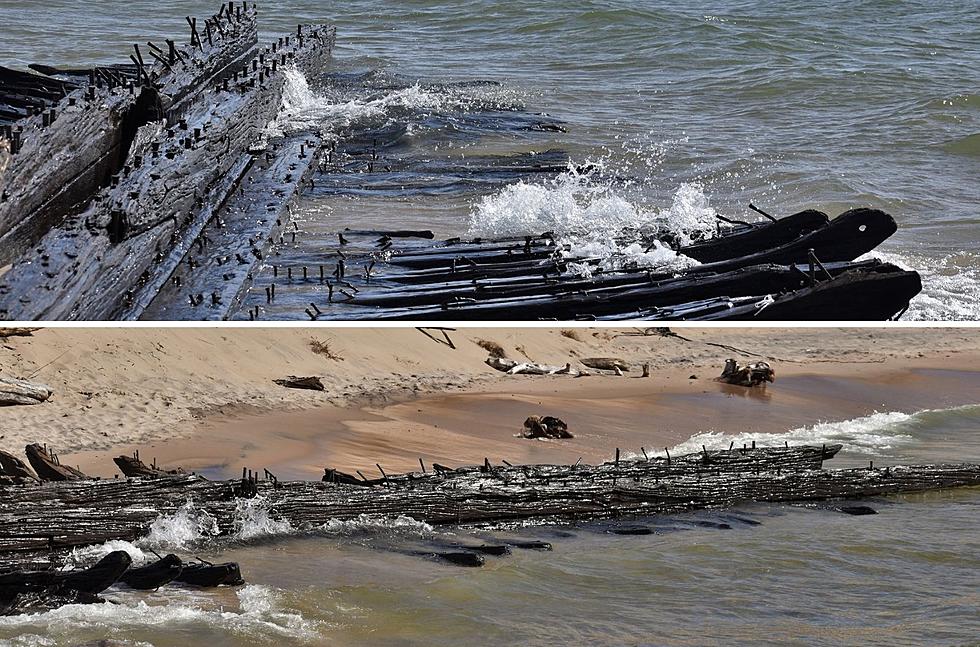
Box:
319;514;433;538
269;67;521;138
468;166;718;274
0;585;320;644
232;496;293;542
665;411;917;458
857;248;980;321
144;500;221;549
66;501;220;567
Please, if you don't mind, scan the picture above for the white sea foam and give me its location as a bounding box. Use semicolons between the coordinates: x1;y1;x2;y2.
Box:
664;411;918;458
0;585;319;644
65;501;220;568
268;67;514;138
857;248;980;321
232;496;293;541
319;513;433;537
468;167;717;273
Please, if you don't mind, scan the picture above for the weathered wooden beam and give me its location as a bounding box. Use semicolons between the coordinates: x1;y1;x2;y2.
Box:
0;22;336;321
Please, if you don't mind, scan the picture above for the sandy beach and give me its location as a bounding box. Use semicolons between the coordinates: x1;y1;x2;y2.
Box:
2;327;979;480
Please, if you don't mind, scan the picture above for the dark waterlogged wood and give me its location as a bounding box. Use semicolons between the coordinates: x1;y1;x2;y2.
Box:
119;553;183;590
225;203;916;321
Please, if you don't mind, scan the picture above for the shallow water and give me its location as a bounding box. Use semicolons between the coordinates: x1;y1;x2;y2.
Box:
2;399;979;646
2;1;979;318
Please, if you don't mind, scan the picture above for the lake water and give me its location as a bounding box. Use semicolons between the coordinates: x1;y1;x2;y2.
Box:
1;401;978;646
1;1;979;319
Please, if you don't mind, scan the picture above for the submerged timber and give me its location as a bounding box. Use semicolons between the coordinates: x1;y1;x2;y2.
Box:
0;6;920;320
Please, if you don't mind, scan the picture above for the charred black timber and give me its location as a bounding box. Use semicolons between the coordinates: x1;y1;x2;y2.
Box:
679;209;828;263
175;561;245;587
1;445;977;564
224;204;914;321
0;550;132;608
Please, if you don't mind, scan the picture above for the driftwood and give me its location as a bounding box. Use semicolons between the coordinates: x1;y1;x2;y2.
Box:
0;327;38;338
580;358;630;372
274;376;325;391
24;444;88;482
0;376;53;406
485;356;578;375
717;359;775;386
522;416;572;439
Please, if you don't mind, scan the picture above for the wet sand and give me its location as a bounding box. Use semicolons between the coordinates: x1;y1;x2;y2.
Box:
72;360;980;480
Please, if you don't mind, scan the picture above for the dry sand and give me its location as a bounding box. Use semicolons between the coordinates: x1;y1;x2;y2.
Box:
1;327;979;479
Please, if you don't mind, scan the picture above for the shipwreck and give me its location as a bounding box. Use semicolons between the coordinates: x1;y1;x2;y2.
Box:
0;5;920;321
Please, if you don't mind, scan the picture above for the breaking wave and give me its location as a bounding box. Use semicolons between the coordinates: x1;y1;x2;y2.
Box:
857;248;980;321
67;501;220;567
269;67;522;137
666;410;921;458
232;496;293;541
468;167;718;274
0;585;319;644
68;499;433;569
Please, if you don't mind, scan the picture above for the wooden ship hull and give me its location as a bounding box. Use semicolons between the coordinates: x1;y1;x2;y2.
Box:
0;444;977;566
0;4;335;321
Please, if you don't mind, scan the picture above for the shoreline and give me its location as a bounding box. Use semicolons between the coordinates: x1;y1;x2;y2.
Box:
3;328;980;480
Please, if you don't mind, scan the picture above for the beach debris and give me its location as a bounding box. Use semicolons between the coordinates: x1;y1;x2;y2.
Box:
24;443;88;481
522;415;573;439
0;449;39;482
0;327;38;339
476;339;507;358
274;375;325;391
580;357;630;372
0;376;53;406
716;359;775;386
113;452;185;479
486;356;579;375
